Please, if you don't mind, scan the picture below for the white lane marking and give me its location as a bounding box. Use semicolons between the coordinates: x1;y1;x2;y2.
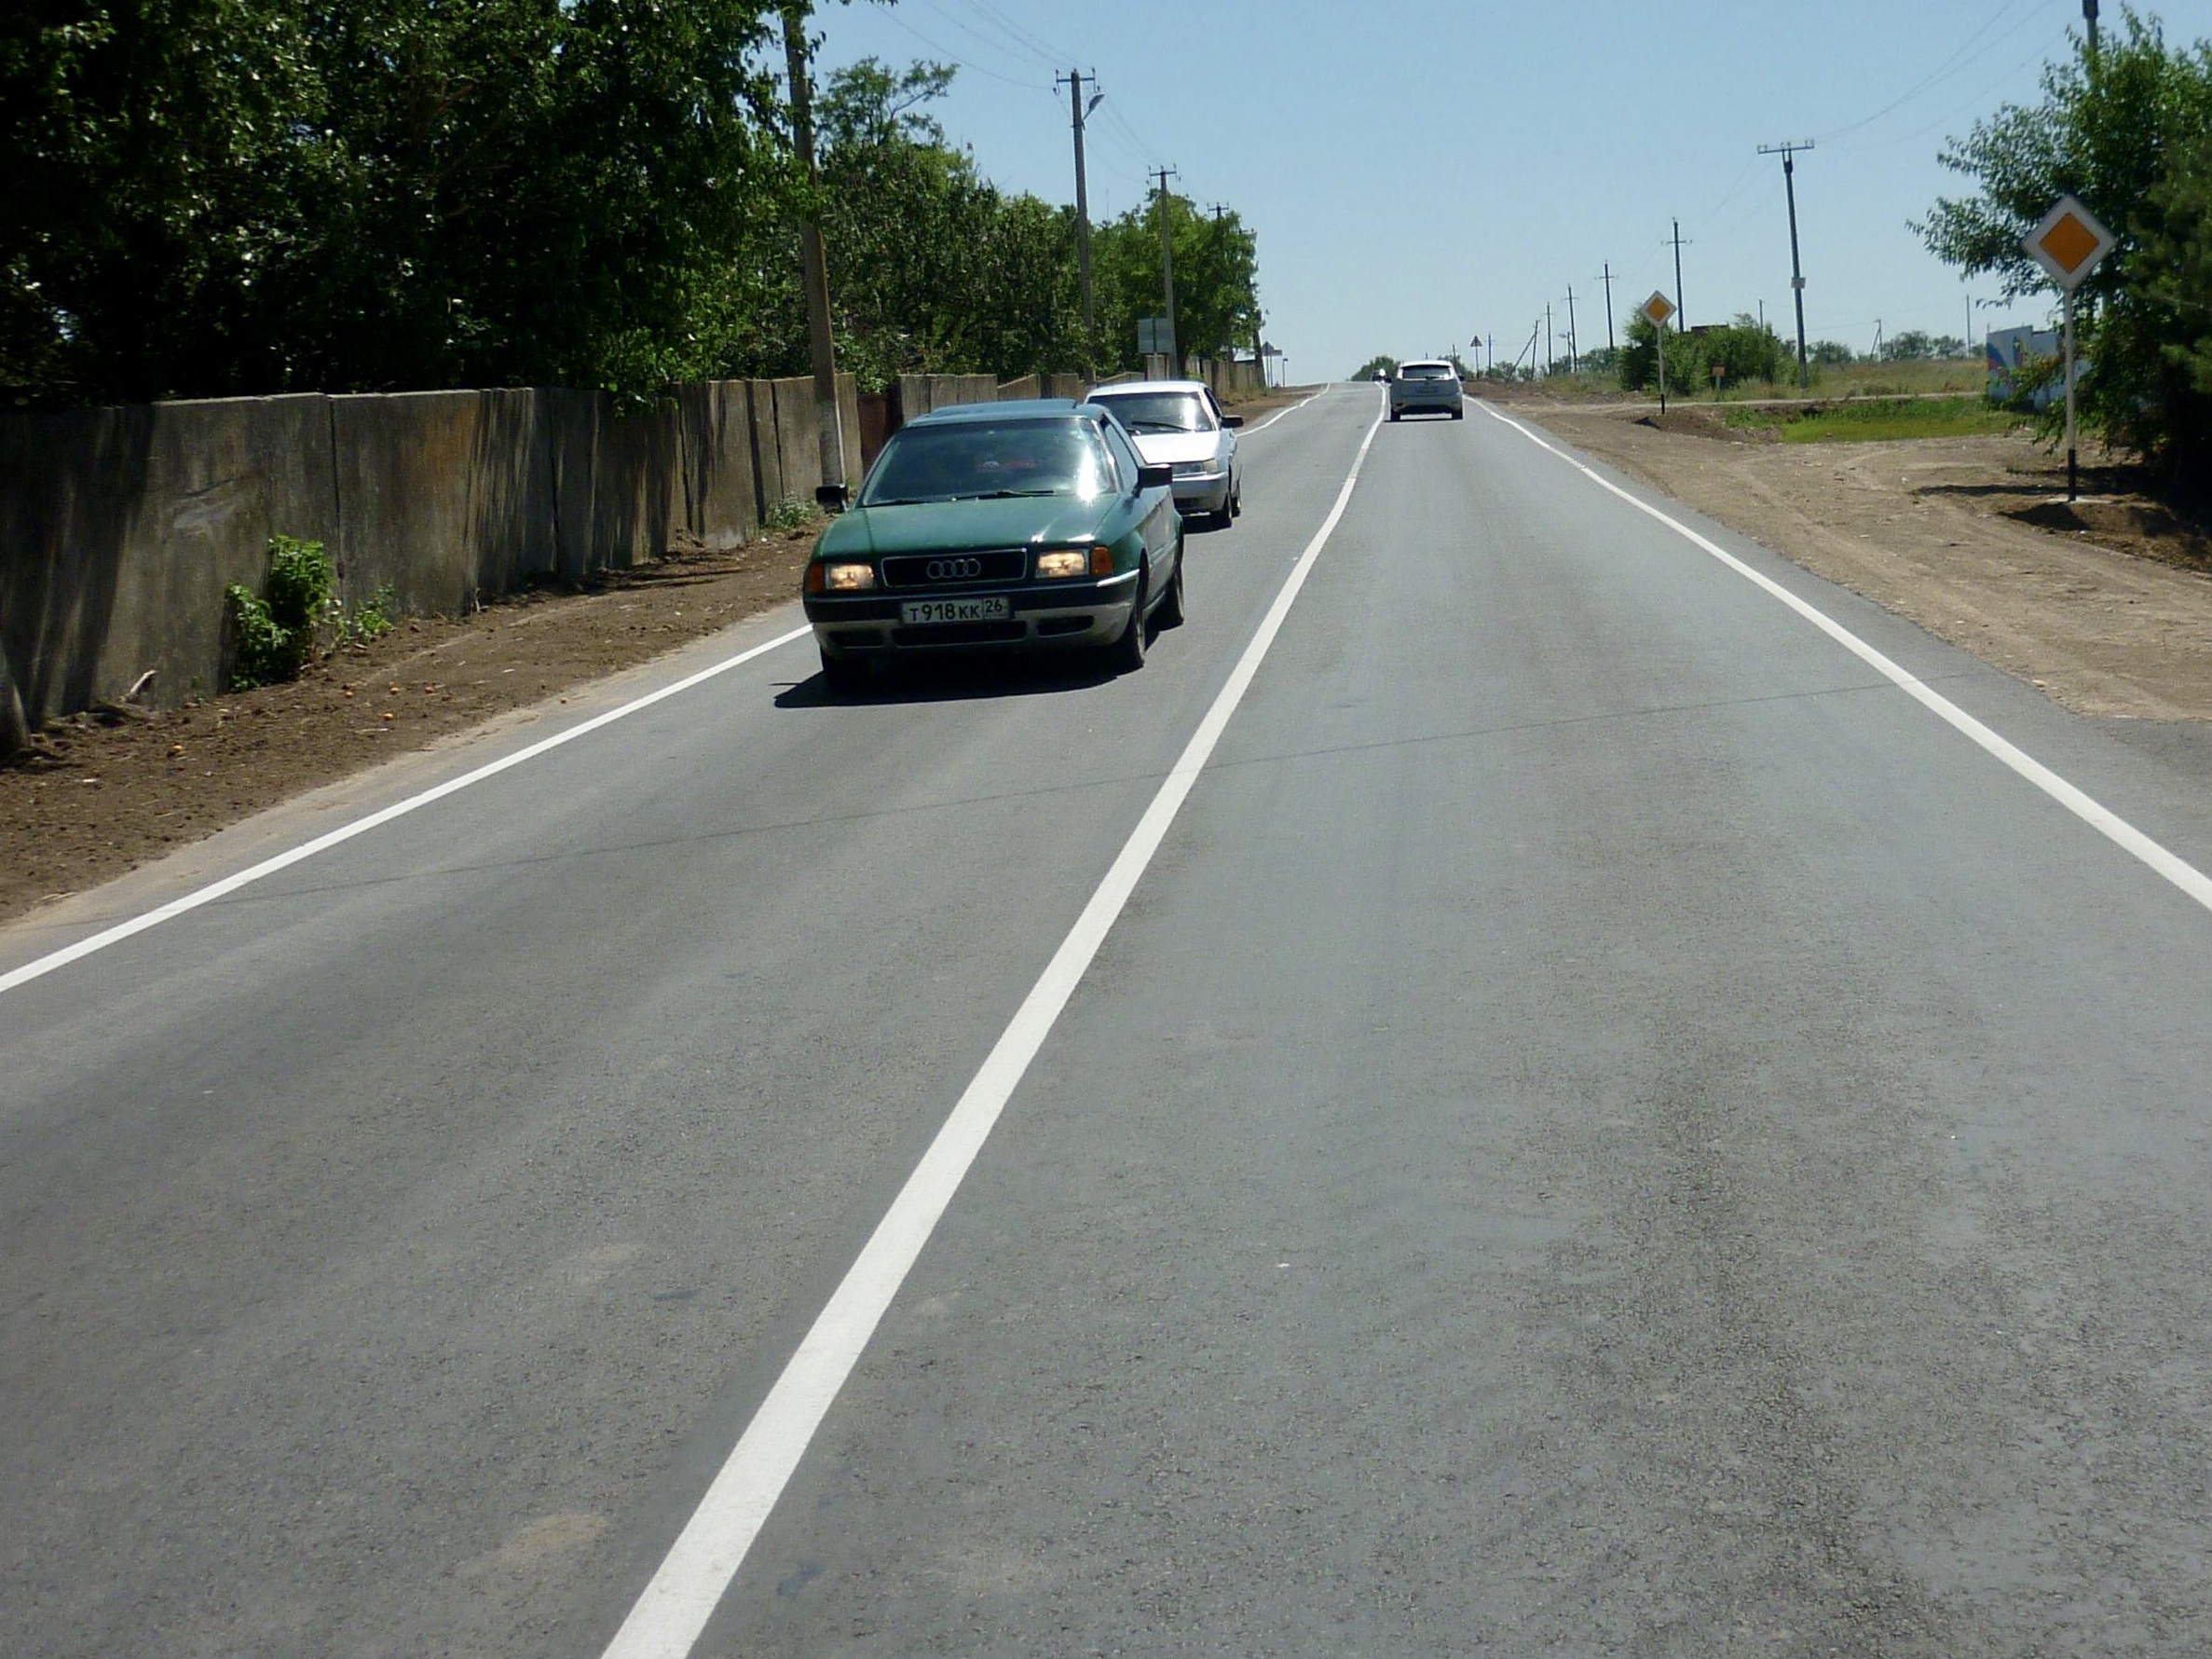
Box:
598;403;1389;1659
0;624;816;998
1480;403;2212;915
1244;384;1331;432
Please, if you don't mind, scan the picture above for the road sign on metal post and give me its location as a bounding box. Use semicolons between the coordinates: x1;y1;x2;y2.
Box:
2023;194;2114;501
1137;317;1171;356
1642;291;1676;413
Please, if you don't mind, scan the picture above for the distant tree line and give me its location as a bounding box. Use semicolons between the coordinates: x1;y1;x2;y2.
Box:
0;7;1261;406
1920;9;2212;492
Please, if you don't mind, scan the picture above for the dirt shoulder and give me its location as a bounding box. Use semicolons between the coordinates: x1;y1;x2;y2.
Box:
1496;397;2212;724
2;528;819;927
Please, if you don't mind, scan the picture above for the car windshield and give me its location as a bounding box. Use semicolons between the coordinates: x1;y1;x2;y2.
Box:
1400;363;1454;380
859;419;1117;506
1090;391;1214;435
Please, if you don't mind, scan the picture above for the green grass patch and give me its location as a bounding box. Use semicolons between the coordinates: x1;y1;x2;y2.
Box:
1720;396;2024;444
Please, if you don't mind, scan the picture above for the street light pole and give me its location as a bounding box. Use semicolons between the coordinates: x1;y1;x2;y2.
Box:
1057;70;1100;372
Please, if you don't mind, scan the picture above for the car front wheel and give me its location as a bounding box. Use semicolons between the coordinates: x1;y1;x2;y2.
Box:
1110;567;1149;672
1156;545;1186;628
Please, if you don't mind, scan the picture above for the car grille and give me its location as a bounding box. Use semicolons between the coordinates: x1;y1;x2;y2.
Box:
891;620;1026;646
881;548;1027;588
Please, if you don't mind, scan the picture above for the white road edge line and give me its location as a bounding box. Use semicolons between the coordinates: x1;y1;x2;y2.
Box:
0;624;816;998
1480;402;2212;915
1244;383;1331;432
598;398;1389;1659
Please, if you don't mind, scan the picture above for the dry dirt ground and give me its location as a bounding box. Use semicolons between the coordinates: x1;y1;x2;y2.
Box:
1483;381;2212;724
0;528;820;925
0;384;1318;927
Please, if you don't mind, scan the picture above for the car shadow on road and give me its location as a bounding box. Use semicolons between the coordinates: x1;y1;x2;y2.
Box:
773;651;1124;708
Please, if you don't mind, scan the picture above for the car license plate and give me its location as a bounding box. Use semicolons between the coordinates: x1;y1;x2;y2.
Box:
900;596;1010;624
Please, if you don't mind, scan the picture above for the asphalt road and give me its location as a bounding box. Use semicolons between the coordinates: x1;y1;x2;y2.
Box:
7;385;2212;1656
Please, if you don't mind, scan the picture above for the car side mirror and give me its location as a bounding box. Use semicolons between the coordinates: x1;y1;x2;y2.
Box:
1135;462;1173;492
814;483;851;515
1221;414;1245;428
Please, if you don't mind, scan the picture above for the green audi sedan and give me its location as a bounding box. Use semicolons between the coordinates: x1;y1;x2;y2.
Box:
803;399;1184;692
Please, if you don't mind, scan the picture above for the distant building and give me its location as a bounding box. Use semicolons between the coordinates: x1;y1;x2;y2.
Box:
1986;324;2061;409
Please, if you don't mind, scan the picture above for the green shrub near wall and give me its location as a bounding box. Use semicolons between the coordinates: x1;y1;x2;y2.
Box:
224;535;334;690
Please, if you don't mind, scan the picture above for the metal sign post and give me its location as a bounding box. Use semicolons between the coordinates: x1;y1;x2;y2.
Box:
2022;194;2114;501
1642;291;1677;414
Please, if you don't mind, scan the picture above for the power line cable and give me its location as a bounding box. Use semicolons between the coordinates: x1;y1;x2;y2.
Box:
1815;0;2046;144
1864;22;2074;150
872;8;1045;88
912;0;1063;80
957;0;1080;71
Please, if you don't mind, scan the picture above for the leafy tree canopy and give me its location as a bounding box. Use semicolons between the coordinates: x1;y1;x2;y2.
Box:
3;15;1268;405
1918;7;2212;484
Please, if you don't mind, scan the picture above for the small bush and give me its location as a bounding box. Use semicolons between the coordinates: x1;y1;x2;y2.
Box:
334;583;398;649
764;494;822;533
225;534;335;689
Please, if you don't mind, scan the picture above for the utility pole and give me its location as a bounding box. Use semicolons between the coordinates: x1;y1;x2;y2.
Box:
1152;165;1180;369
1056;70;1101;372
1669;219;1692;332
1564;287;1579;375
1545;304;1553;377
1758;140;1816;389
2084;0;2100;56
782;5;845;491
1599;263;1617;354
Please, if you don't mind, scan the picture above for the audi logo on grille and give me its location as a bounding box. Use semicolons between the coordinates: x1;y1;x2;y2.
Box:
926;557;982;581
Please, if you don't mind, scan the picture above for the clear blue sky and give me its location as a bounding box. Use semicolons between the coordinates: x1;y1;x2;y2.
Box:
812;0;2212;380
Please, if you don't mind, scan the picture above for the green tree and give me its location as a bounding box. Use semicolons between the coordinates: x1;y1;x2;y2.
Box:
807;56;1084;386
1;0;328;401
3;0;798;404
1918;8;2212;485
1092;192;1258;376
1619;315;1705;396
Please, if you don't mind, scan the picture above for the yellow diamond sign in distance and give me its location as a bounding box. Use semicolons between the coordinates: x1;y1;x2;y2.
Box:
1641;291;1676;327
2024;194;2114;292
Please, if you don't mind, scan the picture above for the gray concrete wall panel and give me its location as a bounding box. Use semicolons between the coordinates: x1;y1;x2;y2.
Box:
0;393;337;720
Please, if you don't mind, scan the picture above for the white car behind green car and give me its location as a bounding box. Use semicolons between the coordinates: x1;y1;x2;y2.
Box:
1084;379;1244;528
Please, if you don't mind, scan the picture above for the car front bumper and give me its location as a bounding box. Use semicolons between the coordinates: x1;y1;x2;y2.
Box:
1170;473;1232;514
807;569;1140;656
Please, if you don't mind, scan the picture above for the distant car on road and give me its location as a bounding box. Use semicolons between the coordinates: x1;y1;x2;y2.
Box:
1389;360;1465;421
1083;379;1243;528
804;400;1184;692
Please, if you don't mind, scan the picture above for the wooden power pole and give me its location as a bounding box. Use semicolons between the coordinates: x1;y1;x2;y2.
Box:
1153;165;1180;369
783;5;845;491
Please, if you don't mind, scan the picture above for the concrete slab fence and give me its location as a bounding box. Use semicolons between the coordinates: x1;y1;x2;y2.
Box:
1;376;859;723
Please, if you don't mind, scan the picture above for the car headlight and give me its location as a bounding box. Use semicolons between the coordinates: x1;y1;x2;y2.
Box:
1035;546;1114;579
815;561;874;592
1172;459;1224;478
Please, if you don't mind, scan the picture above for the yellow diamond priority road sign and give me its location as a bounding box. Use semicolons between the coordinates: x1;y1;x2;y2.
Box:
2024;195;2114;291
1641;291;1677;327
